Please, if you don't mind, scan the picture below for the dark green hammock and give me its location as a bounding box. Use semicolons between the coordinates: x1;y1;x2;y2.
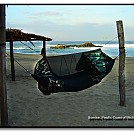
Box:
32;49;115;95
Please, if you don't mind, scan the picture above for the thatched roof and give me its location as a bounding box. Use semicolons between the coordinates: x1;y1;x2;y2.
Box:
6;28;52;42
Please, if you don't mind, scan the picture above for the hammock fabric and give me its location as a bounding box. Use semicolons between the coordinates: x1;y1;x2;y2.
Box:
32;49;115;95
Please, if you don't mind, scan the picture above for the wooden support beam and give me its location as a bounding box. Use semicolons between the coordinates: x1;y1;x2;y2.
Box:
116;20;126;106
0;5;8;127
10;41;15;81
43;40;46;58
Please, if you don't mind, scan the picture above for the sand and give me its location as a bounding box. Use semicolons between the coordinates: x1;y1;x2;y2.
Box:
2;54;134;127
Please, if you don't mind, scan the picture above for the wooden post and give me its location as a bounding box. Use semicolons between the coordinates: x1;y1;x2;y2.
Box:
10;41;15;81
0;5;8;126
116;20;126;106
43;40;46;58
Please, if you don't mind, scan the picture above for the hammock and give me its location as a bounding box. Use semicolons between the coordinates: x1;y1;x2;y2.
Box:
32;49;115;95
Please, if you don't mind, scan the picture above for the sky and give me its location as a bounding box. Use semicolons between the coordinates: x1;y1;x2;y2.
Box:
6;5;134;41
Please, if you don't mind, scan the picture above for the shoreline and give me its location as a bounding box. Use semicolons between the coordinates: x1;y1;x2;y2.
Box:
6;52;134;58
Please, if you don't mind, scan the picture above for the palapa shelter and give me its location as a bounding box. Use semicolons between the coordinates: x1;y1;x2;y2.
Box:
6;28;52;81
6;28;52;42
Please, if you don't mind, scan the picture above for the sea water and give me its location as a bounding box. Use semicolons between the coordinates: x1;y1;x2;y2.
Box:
6;40;134;57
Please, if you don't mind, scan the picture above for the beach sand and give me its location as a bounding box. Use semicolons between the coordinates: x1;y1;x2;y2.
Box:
2;54;134;127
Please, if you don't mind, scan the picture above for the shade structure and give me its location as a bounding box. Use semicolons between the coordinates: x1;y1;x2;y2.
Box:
5;28;52;81
6;28;52;42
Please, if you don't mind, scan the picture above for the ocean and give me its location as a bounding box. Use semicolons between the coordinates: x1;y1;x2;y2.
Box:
6;40;134;57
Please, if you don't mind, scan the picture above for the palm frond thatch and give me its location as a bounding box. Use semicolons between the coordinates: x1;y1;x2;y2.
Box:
6;28;52;42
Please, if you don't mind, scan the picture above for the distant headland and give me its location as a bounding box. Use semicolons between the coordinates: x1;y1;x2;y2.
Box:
50;42;102;49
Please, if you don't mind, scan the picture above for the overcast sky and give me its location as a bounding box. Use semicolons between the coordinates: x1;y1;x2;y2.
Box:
6;5;134;41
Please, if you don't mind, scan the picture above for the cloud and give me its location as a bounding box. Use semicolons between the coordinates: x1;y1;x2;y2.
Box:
33;11;61;17
7;19;134;41
26;9;72;20
23;10;62;21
